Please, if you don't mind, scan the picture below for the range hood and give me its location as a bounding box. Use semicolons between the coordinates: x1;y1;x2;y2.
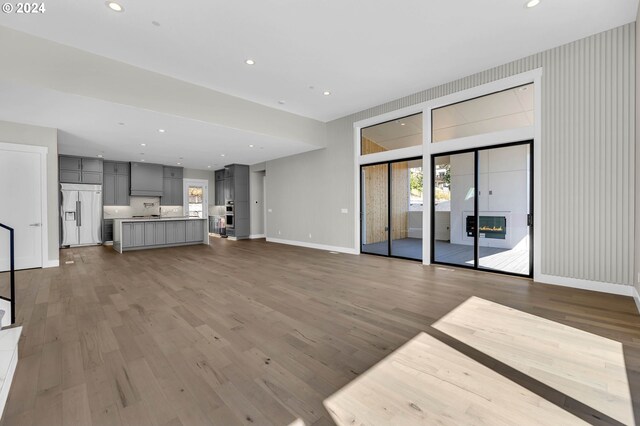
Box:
130;162;163;196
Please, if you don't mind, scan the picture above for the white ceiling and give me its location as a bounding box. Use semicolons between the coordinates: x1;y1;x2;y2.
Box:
0;0;635;123
0;81;319;169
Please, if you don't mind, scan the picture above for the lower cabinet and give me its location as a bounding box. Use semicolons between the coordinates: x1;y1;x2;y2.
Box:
143;222;167;246
186;220;204;242
122;223;145;247
120;220;204;250
166;221;186;244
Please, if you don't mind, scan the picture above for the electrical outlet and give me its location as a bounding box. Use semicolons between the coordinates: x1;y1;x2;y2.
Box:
341;208;348;214
637;272;640;283
308;233;312;239
278;230;281;235
268;209;273;213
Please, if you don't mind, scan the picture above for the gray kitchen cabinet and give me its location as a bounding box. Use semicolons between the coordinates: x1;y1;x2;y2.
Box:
163;167;183;179
116;174;130;205
144;222;156;246
59;156;81;172
82;172;102;184
82;158;103;173
103;174;116;205
103;161;130;206
59;155;103;184
186;220;204;242
130;162;163;196
165;221;186;244
154;222;166;245
122;223;132;247
161;166;184;206
215;180;224;206
132;223;145;246
214;169;225;206
59;170;82;183
222;164;250;239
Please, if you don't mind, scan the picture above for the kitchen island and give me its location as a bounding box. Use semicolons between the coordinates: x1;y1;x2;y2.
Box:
112;217;208;253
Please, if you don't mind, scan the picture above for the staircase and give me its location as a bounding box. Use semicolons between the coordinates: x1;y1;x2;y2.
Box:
0;224;21;418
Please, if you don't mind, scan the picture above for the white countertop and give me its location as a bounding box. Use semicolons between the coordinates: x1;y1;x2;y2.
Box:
113;217;207;223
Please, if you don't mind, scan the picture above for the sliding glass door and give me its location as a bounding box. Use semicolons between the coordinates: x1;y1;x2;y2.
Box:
431;142;532;277
361;158;423;261
361;163;389;256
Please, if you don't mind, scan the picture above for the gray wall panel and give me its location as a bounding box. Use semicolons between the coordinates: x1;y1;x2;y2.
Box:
267;23;636;286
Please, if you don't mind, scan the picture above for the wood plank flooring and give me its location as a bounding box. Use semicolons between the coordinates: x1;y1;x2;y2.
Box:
0;238;639;425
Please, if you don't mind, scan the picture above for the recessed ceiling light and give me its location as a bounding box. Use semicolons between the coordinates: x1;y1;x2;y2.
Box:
400;122;406;126
207;165;211;168
245;59;255;65
97;154;104;158
141;159;145;162
177;162;181;165
106;1;124;12
323;91;331;96
158;129;165;133
140;143;146;147
220;154;225;157
248;144;254;148
278;100;286;105
525;0;540;8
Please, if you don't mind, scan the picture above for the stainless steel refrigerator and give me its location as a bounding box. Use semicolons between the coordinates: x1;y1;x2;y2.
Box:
60;183;103;246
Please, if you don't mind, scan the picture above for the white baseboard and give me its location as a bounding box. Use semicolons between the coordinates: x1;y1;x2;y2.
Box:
266;237;359;255
535;273;637;297
43;259;59;268
633;287;640;315
249;234;265;239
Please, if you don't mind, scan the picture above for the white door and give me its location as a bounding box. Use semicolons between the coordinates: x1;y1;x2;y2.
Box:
0;149;43;270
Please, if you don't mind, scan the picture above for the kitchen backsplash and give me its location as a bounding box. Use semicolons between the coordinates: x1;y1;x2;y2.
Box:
103;197;184;218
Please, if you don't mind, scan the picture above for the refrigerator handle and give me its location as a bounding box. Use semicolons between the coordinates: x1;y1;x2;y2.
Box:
76;201;81;227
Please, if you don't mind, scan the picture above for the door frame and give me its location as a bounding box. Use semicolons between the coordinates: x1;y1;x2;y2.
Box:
430;140;533;278
0;141;48;269
183;178;209;219
360;156;423;261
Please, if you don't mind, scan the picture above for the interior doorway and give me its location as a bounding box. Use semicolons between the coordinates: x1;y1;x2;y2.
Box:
361;157;423;261
0;144;44;270
431;141;533;277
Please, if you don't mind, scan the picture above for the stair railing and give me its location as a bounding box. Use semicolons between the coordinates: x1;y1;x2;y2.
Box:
0;224;16;324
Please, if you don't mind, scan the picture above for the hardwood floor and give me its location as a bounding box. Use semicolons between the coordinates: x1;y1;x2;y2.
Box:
0;238;638;425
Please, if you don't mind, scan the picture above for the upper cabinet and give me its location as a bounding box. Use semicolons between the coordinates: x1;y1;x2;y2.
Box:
59;155;103;184
130;162;164;197
161;166;184;206
214;170;225;206
103;161;130;206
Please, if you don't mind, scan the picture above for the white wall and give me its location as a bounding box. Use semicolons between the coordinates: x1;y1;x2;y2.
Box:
0;120;58;265
266;23;636;288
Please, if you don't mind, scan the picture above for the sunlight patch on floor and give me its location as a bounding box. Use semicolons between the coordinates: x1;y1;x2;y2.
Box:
324;332;587;425
433;296;635;426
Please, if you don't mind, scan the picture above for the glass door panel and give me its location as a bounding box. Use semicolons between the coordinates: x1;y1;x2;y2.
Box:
361;164;389;256
433;152;476;267
390;160;423;260
477;144;531;275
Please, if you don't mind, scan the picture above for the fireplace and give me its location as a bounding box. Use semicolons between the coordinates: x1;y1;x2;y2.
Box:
466;215;507;239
